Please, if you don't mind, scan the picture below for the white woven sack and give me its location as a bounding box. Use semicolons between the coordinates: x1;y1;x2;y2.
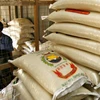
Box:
15;69;52;100
10;32;34;39
44;33;100;55
8;25;34;31
17;38;31;45
51;45;100;71
48;10;100;28
11;36;31;49
51;0;100;12
22;44;33;52
8;18;34;27
2;28;10;37
75;64;100;85
58;87;99;100
9;50;88;100
24;40;35;51
9;27;34;35
46;23;100;42
11;36;31;44
12;80;33;100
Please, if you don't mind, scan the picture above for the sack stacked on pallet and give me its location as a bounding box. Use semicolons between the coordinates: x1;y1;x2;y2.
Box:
43;0;100;99
7;18;34;52
9;50;90;100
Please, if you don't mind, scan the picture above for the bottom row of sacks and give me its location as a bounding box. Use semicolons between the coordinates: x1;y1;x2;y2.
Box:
8;50;100;100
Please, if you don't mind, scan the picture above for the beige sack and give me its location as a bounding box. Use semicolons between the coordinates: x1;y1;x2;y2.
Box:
75;64;100;85
46;23;100;42
51;0;100;12
8;25;34;31
15;69;52;100
12;80;33;100
9;27;34;35
44;33;100;55
8;18;34;27
48;10;100;28
58;87;99;100
51;45;100;71
9;50;87;100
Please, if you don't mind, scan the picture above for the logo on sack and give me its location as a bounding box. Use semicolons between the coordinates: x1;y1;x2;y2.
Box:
53;63;77;79
41;51;77;79
41;51;64;66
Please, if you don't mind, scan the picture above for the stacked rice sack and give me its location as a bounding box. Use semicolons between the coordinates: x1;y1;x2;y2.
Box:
5;18;34;54
42;0;100;99
9;49;100;100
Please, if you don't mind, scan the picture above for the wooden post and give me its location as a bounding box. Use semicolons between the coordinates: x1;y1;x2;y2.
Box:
20;6;23;18
15;6;18;18
8;6;11;21
34;0;39;51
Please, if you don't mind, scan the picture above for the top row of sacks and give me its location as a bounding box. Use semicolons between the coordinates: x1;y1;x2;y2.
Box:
48;0;100;29
50;0;100;12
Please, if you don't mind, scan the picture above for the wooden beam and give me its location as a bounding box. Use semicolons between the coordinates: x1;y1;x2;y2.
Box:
38;0;55;5
0;1;35;6
34;0;39;51
0;63;14;71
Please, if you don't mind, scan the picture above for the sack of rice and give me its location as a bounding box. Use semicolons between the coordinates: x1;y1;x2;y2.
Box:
51;0;100;12
75;64;100;85
58;87;99;100
8;18;34;27
12;79;33;100
22;44;33;52
47;10;100;28
9;27;34;36
11;36;32;45
9;50;88;100
2;28;10;37
46;23;100;42
51;44;100;71
8;25;34;32
14;69;52;100
10;32;34;39
24;40;35;51
44;33;100;55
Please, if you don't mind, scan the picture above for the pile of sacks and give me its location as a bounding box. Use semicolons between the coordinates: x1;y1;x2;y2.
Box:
2;18;35;54
8;49;100;100
43;0;100;99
